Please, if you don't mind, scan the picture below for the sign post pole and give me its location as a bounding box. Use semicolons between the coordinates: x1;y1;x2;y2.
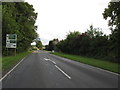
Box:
7;48;8;56
15;48;16;56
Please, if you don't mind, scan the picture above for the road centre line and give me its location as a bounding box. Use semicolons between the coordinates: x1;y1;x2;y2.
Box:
49;59;56;64
0;57;26;82
55;65;71;79
44;58;56;64
44;58;50;61
44;58;71;79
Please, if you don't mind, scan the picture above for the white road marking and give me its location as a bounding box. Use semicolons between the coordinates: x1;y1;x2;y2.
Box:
50;54;120;76
49;60;56;64
94;67;120;76
0;57;26;82
44;58;50;61
55;65;71;79
44;58;56;64
44;58;71;79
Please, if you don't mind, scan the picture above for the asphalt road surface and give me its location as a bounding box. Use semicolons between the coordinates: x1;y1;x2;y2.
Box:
2;50;119;88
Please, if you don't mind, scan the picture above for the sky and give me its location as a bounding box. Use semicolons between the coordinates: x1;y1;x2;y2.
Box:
25;0;111;45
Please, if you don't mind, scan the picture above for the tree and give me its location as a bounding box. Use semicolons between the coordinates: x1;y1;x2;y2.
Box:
57;27;112;62
2;2;38;56
47;41;54;51
87;25;103;38
103;1;120;62
47;39;59;51
36;40;42;49
103;2;120;29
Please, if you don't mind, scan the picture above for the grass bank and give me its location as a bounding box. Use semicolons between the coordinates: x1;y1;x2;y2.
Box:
51;52;120;74
2;51;32;72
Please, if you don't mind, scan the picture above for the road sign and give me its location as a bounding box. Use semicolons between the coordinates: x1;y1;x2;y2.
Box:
6;34;17;48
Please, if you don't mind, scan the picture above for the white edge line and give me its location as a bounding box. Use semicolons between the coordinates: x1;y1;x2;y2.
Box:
95;67;120;76
0;57;26;82
55;65;71;79
50;54;119;76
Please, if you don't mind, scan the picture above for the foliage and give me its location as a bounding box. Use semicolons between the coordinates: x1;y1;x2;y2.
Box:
2;2;38;56
55;1;120;63
46;41;54;51
87;25;103;38
46;39;59;51
103;1;120;62
56;25;119;63
36;40;43;49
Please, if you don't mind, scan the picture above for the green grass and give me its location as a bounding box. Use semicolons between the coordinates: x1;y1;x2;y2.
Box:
51;52;120;74
2;51;32;72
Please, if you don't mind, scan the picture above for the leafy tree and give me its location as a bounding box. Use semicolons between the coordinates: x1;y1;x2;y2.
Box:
87;25;103;38
47;41;54;51
47;39;59;51
36;40;43;49
66;31;80;40
56;26;113;62
2;2;38;56
103;1;120;62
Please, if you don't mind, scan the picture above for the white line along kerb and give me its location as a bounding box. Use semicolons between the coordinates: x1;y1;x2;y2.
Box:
55;65;71;79
0;57;26;82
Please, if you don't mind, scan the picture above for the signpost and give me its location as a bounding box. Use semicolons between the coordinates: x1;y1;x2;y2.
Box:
6;34;17;56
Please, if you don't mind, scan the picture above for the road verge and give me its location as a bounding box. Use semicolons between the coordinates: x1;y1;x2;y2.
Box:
50;52;120;74
2;51;32;76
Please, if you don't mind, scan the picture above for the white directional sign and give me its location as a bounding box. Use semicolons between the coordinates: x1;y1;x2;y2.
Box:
6;34;17;48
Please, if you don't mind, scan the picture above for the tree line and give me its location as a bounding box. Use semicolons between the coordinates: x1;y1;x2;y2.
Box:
2;2;38;56
46;1;120;63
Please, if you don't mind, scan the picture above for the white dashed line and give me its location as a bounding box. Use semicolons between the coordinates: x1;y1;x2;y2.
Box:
55;65;71;79
44;58;50;61
49;60;56;64
44;58;71;79
44;58;56;64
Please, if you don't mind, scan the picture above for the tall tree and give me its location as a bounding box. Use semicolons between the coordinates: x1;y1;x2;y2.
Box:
103;1;120;62
2;2;38;55
47;41;54;51
36;40;43;49
87;25;103;38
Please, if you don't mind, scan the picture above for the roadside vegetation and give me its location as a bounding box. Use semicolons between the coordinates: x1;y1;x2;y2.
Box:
2;2;38;56
2;2;43;74
51;52;120;73
46;2;120;64
2;51;32;73
2;1;120;74
46;2;120;74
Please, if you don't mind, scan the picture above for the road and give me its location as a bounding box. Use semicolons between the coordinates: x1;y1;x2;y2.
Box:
2;50;119;88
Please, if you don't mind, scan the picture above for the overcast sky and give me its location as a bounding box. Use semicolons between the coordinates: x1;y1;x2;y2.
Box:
25;0;111;45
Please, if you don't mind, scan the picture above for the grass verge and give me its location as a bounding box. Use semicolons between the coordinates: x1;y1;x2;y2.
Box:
51;52;120;74
2;51;32;72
